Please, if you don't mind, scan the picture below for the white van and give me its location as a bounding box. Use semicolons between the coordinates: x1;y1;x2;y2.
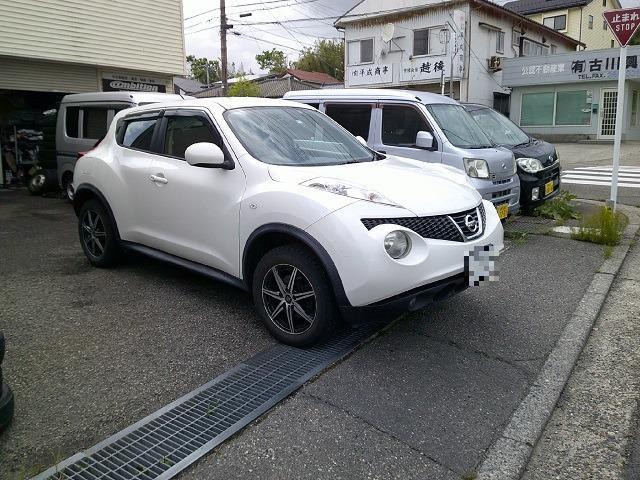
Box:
284;89;521;218
56;91;189;199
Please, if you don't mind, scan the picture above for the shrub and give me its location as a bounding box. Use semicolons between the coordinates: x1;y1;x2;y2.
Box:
533;190;579;221
572;206;628;246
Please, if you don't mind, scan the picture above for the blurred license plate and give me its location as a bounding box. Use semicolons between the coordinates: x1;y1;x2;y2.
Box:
545;180;554;196
496;203;509;219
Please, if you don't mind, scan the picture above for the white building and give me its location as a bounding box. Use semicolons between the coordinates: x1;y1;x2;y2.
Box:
336;0;582;113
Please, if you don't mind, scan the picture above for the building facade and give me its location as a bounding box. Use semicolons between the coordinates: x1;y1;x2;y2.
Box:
502;46;640;140
503;0;622;50
336;0;581;111
0;0;186;184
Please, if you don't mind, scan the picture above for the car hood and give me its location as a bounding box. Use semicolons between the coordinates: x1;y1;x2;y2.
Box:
268;155;481;216
511;139;556;167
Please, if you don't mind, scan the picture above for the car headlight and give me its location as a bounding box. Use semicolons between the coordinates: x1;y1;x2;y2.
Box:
384;230;411;259
301;177;398;206
511;153;517;175
463;158;490;179
517;157;544;173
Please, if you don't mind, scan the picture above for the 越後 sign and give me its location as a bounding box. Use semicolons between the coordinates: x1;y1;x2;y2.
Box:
399;55;463;83
346;63;393;86
603;8;640;47
101;73;167;93
501;46;640;86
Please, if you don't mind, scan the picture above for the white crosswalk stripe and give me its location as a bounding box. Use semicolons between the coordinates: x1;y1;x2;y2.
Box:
561;166;640;189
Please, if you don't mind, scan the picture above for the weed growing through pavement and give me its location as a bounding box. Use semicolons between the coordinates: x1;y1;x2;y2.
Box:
504;230;528;245
572;206;628;246
461;471;477;480
532;191;579;222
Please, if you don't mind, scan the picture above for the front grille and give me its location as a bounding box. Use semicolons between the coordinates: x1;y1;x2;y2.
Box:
493;178;511;186
361;203;485;242
491;189;512;199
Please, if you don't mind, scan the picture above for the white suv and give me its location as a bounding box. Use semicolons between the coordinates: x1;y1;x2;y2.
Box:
73;98;504;346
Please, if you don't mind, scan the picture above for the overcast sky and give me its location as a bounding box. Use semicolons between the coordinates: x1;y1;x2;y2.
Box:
183;0;640;75
182;0;357;74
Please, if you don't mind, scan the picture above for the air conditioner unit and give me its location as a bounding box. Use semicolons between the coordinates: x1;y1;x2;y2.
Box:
488;56;504;72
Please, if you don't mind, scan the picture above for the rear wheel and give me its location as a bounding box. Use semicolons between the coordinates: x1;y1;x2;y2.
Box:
252;245;339;347
78;199;121;267
62;172;74;201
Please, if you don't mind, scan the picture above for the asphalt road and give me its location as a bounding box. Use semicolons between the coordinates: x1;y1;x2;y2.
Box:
0;190;605;478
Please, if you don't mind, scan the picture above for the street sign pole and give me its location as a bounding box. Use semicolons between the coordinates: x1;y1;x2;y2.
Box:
610;45;626;209
602;6;640;209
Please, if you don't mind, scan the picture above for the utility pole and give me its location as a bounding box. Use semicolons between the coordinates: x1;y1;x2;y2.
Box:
220;0;229;96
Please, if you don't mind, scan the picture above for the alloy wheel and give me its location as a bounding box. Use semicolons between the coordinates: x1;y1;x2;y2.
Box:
81;210;106;258
261;264;317;335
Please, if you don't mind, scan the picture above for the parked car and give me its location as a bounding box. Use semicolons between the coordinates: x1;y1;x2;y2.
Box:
463;104;561;210
0;332;14;432
284;89;520;220
56;91;190;200
72;98;504;346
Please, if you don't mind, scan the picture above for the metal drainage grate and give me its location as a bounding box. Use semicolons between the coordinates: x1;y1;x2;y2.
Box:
33;328;374;480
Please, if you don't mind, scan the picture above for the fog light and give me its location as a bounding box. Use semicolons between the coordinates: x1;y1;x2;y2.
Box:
384;230;411;259
531;187;540;201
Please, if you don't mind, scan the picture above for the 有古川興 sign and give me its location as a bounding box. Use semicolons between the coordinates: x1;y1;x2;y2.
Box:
501;46;640;86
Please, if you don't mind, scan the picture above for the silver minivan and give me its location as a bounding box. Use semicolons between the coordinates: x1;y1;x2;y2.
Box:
56;91;189;199
284;89;520;219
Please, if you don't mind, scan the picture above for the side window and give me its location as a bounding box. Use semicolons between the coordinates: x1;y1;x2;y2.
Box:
164;115;215;159
121;118;157;151
83;108;109;140
382;105;431;147
66;107;80;138
325;104;372;140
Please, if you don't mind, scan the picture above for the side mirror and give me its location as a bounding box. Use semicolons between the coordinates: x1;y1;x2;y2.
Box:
185;142;229;168
415;131;433;149
355;135;367;146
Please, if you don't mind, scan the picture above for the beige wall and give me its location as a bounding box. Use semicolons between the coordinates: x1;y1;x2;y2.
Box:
0;0;186;76
526;0;617;50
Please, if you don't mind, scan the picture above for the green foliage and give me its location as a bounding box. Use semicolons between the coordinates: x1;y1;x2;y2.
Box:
630;30;640;46
186;55;220;85
228;77;260;97
294;40;344;81
572;206;628;246
533;191;579;221
255;49;288;74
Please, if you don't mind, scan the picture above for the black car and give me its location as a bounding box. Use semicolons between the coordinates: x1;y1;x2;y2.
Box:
0;332;14;431
464;104;561;210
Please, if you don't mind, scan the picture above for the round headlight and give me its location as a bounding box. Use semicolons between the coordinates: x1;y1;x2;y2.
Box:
384;230;411;259
517;157;544;173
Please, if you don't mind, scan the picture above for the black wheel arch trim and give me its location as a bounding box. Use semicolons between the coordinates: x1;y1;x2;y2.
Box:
243;223;351;307
73;184;121;241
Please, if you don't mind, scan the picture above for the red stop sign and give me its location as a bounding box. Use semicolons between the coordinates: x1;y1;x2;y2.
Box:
604;8;640;47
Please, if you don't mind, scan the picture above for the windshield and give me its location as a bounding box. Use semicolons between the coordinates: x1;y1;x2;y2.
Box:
467;107;530;147
426;104;493;149
224;106;374;166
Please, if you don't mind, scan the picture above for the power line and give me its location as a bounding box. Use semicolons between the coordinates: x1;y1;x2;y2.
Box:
184;0;323;22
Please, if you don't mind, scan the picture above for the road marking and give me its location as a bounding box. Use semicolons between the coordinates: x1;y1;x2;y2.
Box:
561;166;640;189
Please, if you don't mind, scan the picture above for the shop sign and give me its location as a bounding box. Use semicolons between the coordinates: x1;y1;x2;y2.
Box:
400;55;463;82
347;63;393;86
502;46;640;86
101;73;167;93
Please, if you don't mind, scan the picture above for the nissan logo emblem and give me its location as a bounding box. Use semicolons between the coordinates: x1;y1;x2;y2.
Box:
464;214;479;233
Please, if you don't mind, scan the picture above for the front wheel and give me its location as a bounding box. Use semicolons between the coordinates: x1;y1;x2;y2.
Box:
252;245;339;347
78;199;121;267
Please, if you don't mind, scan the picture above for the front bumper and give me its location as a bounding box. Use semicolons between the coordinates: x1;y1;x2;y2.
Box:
519;162;561;208
306;199;504;318
472;175;521;217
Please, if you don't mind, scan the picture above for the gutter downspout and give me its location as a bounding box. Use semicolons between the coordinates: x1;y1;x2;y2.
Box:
579;7;583;49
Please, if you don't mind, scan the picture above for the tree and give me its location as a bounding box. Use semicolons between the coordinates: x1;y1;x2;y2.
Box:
630;31;640;46
294;40;344;81
228;77;260;97
255;49;288;74
186;55;220;85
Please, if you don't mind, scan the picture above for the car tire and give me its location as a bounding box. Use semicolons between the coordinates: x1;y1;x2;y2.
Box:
252;245;339;347
62;173;74;201
78;199;121;267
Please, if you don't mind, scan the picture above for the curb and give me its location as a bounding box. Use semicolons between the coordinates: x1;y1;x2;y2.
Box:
477;201;640;480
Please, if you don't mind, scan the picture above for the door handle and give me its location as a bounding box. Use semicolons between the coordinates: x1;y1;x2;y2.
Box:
150;174;168;184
